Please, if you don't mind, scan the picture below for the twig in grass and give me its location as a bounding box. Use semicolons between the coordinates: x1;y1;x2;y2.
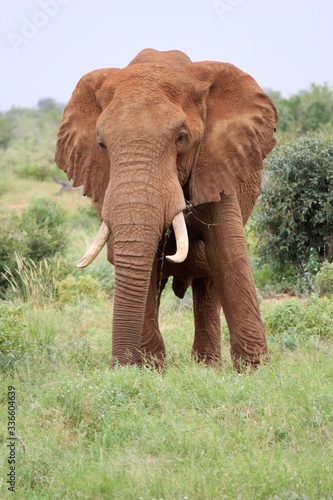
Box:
15;435;26;453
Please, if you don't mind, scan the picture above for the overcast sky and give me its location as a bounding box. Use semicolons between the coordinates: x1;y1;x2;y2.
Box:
2;0;333;111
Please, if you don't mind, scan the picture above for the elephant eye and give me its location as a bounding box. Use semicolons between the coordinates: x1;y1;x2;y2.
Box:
177;133;187;145
98;140;106;149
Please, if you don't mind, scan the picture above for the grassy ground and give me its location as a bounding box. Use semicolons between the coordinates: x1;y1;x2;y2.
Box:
1;180;333;498
1;285;333;499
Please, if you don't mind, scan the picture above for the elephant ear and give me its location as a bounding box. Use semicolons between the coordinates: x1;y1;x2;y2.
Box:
188;62;278;206
54;68;119;207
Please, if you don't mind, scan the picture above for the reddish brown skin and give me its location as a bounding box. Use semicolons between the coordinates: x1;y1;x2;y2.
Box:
55;48;278;370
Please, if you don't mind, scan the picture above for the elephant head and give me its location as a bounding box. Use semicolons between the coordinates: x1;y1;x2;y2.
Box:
55;48;277;366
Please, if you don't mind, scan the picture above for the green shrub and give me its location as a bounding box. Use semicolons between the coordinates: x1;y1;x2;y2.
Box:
253;261;298;295
70;204;101;238
314;261;333;295
264;299;305;344
87;260;114;296
254;136;333;275
263;296;333;349
57;275;101;306
0;199;68;295
18;197;67;261
15;162;51;181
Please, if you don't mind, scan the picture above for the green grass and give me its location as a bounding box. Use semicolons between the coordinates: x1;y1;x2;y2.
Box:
0;177;91;213
1;292;333;499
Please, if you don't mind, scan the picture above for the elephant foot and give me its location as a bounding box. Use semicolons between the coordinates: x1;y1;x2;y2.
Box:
110;353;141;368
192;346;222;366
110;345;166;369
140;319;166;370
139;347;166;370
231;349;270;373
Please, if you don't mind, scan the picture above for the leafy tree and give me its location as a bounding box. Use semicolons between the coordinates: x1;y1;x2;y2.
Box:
292;84;333;132
254;136;333;273
266;90;294;133
268;83;333;136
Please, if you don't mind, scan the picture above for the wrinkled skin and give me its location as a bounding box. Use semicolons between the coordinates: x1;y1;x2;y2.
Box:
55;48;278;370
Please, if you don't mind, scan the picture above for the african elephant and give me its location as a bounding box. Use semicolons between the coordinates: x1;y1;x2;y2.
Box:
55;48;278;370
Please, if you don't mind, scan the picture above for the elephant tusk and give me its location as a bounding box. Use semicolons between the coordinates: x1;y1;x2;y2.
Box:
166;211;189;264
76;221;110;268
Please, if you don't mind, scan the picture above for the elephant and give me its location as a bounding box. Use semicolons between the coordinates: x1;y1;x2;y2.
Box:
55;48;278;371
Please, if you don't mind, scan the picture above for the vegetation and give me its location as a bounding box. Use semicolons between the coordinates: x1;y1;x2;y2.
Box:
0;198;67;295
267;82;333;136
314;261;333;296
0;290;333;498
254;135;333;280
1;86;333;498
0;103;64;191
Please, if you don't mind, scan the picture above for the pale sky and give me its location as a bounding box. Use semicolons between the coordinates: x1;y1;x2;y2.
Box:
2;0;333;111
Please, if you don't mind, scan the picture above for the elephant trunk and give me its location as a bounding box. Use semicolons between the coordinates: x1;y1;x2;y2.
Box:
104;137;186;365
111;220;160;364
109;179;164;365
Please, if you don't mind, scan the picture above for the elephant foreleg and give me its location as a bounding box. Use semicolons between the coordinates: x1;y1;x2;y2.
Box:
203;191;268;371
140;261;167;367
192;277;222;365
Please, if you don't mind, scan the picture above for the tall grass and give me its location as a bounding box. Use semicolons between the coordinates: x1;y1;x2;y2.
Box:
2;254;57;305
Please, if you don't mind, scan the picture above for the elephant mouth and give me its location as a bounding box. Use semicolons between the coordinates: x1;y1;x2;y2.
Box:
76;211;189;268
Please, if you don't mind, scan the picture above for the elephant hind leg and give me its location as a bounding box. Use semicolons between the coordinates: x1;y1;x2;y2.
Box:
192;277;222;365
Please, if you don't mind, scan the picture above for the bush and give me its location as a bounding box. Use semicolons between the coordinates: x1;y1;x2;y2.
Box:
15;162;51;181
87;260;114;297
18;197;67;261
57;275;101;306
314;261;333;296
0;199;68;295
264;298;304;337
253;262;298;295
263;296;333;349
254;136;333;274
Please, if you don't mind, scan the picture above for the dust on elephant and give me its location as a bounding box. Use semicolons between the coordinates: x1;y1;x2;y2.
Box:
55;48;278;370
